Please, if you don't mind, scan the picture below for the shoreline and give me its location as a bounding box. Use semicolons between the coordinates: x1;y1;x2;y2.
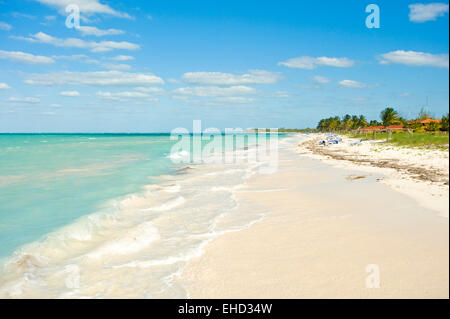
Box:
179;134;449;298
0;139;271;298
1;133;448;298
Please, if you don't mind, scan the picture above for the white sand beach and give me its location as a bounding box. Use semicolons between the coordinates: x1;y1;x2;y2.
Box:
1;0;449;302
297;134;449;218
180;134;449;298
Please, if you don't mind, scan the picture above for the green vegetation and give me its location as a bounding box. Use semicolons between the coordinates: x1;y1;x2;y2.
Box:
380;107;399;126
316;107;449;133
317;115;374;131
441;113;449;131
314;107;449;150
266;109;448;149
349;131;449;149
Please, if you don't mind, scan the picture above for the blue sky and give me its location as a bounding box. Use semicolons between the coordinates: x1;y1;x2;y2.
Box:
0;0;448;132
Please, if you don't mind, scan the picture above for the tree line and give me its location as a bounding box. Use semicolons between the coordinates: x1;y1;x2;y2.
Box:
316;107;450;132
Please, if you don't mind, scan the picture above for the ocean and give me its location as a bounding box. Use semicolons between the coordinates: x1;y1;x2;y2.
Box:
0;132;285;298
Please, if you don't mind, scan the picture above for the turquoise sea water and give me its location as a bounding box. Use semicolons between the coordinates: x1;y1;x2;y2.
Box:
0;132;287;298
0;134;179;258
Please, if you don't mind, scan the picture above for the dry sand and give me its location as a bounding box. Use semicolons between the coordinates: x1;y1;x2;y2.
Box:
297;134;449;218
179;135;449;298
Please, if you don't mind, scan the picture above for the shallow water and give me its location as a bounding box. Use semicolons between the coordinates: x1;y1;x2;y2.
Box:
0;133;290;298
0;134;177;259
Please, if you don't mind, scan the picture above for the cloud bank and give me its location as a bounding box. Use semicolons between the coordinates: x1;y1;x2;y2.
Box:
25;71;164;86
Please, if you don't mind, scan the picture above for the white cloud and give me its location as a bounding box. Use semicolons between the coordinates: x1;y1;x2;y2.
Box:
379;50;449;68
0;22;12;31
171;84;265;105
8;97;40;103
25;70;164;86
266;91;291;98
182;70;281;85
110;55;134;61
60;91;80;97
176;96;256;105
11;12;35;19
50;103;61;107
53;54;88;60
173;85;257;97
312;75;330;84
34;0;131;19
96;91;158;102
97;91;147;98
171;86;290;104
134;87;165;94
63;55;132;70
102;63;131;70
215;97;256;104
15;32;139;52
0;49;54;64
41;15;57;26
339;80;367;88
0;83;11;89
278;56;354;69
409;3;449;22
77;26;125;37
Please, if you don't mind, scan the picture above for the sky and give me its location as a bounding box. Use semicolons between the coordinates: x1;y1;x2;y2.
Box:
0;0;448;132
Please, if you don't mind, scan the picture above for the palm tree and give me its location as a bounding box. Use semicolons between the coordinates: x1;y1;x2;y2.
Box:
380;107;399;126
369;120;381;127
329;117;341;131
351;115;360;129
358;115;368;128
340;114;352;131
